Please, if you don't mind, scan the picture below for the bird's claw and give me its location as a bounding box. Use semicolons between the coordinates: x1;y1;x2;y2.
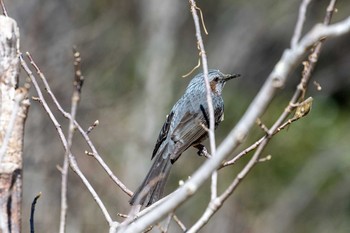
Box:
197;147;207;157
195;144;210;158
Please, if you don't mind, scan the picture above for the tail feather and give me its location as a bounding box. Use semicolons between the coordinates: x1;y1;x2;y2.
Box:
129;146;172;206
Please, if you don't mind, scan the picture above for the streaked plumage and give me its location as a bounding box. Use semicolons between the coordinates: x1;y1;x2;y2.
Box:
129;69;240;206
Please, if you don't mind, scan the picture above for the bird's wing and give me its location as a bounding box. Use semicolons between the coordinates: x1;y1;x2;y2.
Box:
151;111;174;160
169;103;224;163
171;110;206;145
168;106;209;162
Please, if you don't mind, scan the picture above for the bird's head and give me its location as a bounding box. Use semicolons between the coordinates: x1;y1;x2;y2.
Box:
208;69;240;95
187;69;240;95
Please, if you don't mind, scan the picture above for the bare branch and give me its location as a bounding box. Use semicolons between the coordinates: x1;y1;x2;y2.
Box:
20;54;115;226
222;137;264;167
59;48;84;233
223;97;313;168
86;120;99;134
187;1;338;232
59;154;69;233
189;0;218;202
163;213;173;232
119;1;350;231
0;0;8;16
173;214;187;232
25;52;132;196
291;0;312;48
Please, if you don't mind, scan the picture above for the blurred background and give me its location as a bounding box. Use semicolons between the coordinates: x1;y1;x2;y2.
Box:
5;0;350;232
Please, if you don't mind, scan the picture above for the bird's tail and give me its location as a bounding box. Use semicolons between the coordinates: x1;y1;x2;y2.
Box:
129;147;172;207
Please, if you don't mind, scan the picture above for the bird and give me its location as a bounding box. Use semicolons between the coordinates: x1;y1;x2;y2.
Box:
129;69;240;207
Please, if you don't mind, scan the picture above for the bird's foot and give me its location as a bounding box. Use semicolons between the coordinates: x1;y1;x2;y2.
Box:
194;144;211;159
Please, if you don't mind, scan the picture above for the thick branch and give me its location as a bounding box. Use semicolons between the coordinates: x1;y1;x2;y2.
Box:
119;11;350;233
187;1;337;231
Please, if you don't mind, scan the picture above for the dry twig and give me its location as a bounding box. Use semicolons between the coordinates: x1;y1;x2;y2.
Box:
0;0;8;16
59;48;85;233
24;53;132;196
20;54;115;226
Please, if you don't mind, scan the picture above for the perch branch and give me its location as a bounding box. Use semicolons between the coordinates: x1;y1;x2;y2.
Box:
119;1;350;232
189;0;218;202
187;1;337;231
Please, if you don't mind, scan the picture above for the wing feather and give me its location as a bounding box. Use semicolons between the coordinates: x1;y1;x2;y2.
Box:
151;111;174;159
170;102;224;163
170;110;207;161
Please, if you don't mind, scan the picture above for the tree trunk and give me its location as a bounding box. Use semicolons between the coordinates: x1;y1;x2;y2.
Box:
0;15;29;233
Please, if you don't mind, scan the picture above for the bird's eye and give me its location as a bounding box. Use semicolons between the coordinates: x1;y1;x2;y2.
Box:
214;77;219;82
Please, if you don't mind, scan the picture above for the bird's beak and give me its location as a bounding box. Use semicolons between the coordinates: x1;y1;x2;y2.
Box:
224;73;241;82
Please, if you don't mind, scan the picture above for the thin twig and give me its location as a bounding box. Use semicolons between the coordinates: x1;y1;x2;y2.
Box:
222;137;263;167
86;120;99;134
223;0;339;169
24;53;133;196
291;0;312;48
223;1;341;169
59;155;69;233
117;2;350;232
223;97;313;168
30;192;42;233
189;0;218;201
256;118;269;134
187;1;337;232
0;0;8;16
258;155;272;163
269;0;337;133
59;48;85;233
173;214;187;232
117;213;129;219
163;213;173;232
20;54;115;226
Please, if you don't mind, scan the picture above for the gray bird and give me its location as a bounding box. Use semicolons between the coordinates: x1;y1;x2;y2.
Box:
129;69;240;206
